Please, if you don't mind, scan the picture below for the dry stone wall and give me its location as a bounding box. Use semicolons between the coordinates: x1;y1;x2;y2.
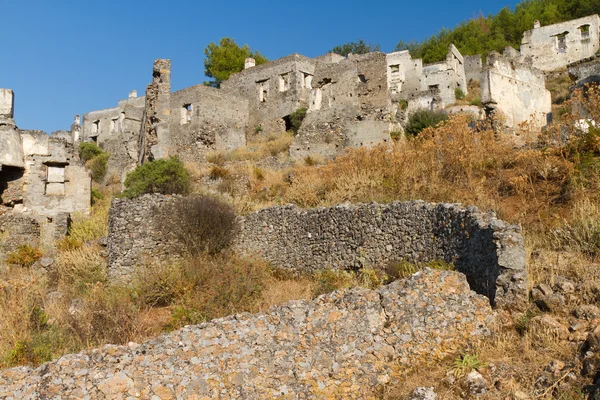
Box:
107;195;528;309
0;269;494;399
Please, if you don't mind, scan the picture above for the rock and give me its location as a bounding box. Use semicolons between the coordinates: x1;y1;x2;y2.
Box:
465;371;488;395
534;283;554;297
408;387;436;400
97;236;108;247
554;278;576;294
535;293;565;312
573;305;600;320
545;359;565;376
513;390;531;400
583;358;597;377
530;315;570;340
68;298;84;317
39;257;54;268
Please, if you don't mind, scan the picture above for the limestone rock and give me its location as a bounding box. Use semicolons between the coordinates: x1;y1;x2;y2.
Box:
409;387;437;400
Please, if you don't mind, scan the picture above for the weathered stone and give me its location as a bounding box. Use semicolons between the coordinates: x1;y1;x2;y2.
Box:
465;370;489;395
0;269;494;399
408;387;437;400
573;305;600;320
107;196;529;310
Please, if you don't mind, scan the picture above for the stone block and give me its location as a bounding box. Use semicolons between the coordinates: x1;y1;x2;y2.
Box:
47;166;65;183
0;88;14;117
45;182;65;196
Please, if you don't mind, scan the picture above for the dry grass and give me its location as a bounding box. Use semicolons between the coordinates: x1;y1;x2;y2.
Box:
206;132;294;163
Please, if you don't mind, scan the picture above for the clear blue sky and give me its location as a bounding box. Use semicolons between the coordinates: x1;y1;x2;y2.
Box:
0;0;520;133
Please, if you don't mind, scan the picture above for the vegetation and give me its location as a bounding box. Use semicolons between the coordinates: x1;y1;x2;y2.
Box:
289;107;307;135
203;37;268;87
331;39;381;57
6;245;43;268
405;109;449;136
395;0;600;63
79;142;109;183
121;156;191;198
157;195;238;256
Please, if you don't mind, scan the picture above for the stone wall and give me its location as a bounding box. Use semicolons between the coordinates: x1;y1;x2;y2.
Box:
169;85;247;162
290;52;392;160
221;54;316;138
0;213;40;263
481;52;552;129
107;195;528;309
0;269;494;399
465;54;483;83
142;59;171;162
520;15;600;72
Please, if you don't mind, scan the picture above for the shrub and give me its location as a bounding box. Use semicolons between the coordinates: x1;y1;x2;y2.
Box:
122;156;191;198
254;125;263;134
86;153;109;183
390;131;403;141
78;142;104;162
470;97;482;106
455;87;465;100
399;99;409;110
405;109;449;136
6;245;43;268
157;195;238;255
90;188;104;205
79;143;109;184
289;107;307;135
209;166;230;180
312;268;385;297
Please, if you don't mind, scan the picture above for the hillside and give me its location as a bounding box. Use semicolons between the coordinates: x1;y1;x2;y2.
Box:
397;0;600;63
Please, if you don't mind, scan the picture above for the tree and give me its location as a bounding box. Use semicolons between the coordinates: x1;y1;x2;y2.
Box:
203;37;268;87
331;39;381;57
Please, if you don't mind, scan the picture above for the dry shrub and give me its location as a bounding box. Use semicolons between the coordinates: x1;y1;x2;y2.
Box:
157;195;238;256
59;196;110;249
6;245;43;268
206;132;293;163
134;255;272;329
551;197;600;257
53;245;107;288
312;268;386;298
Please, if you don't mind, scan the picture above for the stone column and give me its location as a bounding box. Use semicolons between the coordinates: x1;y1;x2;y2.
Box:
0;89;24;168
141;59;171;163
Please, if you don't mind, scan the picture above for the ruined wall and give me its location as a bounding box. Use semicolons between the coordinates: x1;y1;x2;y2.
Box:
221;54;316;138
82;93;144;183
169;85;247;162
0;213;40;262
464;55;483;83
422;44;468;106
0;89;24;169
481;52;552;129
0;269;494;399
290;52;392;160
107;196;528;309
568;56;600;90
142;59;171;162
520;15;600;72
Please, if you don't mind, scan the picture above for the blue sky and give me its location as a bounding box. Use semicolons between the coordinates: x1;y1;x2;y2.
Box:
0;0;520;133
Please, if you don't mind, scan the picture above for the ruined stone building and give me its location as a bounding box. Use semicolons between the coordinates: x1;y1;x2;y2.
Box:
519;15;600;72
81;15;600;167
0;89;91;257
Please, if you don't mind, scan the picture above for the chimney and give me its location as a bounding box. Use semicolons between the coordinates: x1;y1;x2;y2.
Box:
74;114;80;125
534;20;541;29
245;57;256;69
129;90;137;98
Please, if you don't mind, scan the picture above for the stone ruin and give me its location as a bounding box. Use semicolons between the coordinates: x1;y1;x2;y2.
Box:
0;268;494;399
107;195;528;311
0;89;91;258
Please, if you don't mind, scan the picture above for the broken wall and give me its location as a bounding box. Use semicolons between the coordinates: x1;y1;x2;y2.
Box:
520;15;600;71
464;54;483;83
141;59;171;162
221;54;316;137
422;44;468;107
82;94;144;183
169;85;247;162
290;52;391;160
481;52;551;129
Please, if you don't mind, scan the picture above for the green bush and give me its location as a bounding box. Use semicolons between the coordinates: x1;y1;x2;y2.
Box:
86;153;109;183
90;188;104;205
78;142;104;162
455;87;466;100
121;157;191;198
79;142;109;183
405;109;449;136
289;107;307;135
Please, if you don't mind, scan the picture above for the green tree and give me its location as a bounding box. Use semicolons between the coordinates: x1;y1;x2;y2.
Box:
331;39;381;57
203;37;268;87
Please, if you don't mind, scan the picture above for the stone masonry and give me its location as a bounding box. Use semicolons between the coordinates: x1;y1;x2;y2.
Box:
0;269;494;399
107;195;528;310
